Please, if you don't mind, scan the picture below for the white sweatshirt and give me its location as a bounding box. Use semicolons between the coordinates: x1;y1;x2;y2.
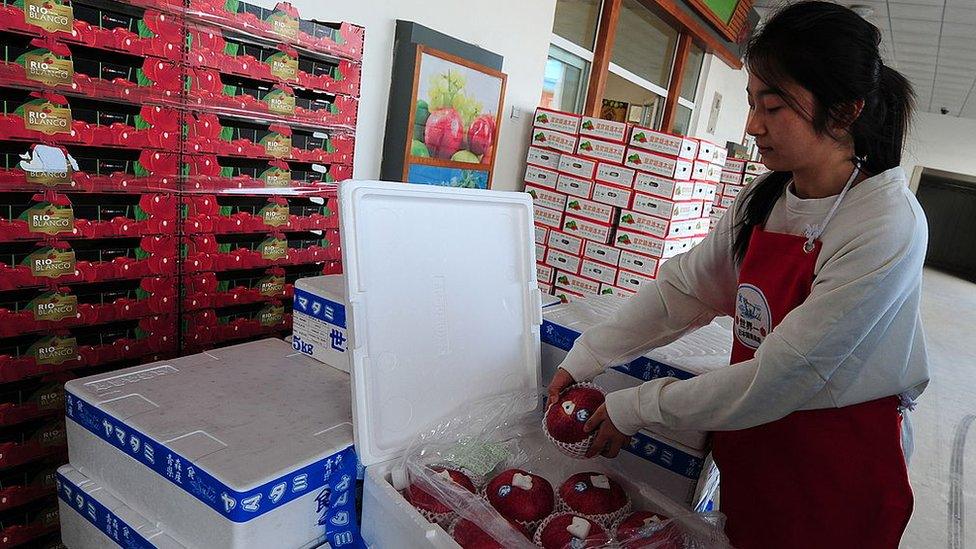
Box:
559;167;930;436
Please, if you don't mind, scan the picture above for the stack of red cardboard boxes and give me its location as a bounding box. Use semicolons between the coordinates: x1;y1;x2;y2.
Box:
711;158;770;230
527;108;729;303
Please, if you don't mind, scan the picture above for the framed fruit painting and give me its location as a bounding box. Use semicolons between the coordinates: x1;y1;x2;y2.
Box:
403;45;507;189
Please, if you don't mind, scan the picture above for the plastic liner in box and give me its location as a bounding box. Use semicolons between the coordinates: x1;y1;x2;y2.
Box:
58;463;184;548
64;338;362;549
401;391;730;549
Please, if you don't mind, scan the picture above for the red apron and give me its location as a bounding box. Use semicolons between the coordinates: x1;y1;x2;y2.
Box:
711;225;914;549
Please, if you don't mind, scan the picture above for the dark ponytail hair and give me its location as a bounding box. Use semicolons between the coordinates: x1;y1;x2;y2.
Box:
732;1;915;263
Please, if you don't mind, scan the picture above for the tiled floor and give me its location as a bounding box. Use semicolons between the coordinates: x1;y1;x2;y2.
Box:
902;268;976;548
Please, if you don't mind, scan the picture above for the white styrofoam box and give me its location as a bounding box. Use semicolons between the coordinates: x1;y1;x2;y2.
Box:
555;173;594;199
691;161;709;181
531;127;578;154
533;204;563;229
580;116;628;142
59;464;184;549
615;229;690;259
534;224;549;245
624;149;693;180
720;170;743;186
554;271;601;296
692;181;717;202
627;126;698;160
537;263;555;285
293;275;349;372
523;164;559;189
534;107;581;134
524;183;568;211
576;136;627;164
525;146;562;170
720;195;735;209
583;239;621;266
579;259;618;286
65;339;360;549
535;243;546;263
561;214;612;244
545;247;582;274
564;196;617;225
745;160;769;175
594;162;636;188
547;230;584;256
632;193;703;221
543;293;562;308
723;184;743;199
591;182;633;209
723;158;746;173
633;171;696;201
696;141;717;163
557;154;597;179
618;249;659;277
616;269;655;292
598;284;636;299
554;286;584;303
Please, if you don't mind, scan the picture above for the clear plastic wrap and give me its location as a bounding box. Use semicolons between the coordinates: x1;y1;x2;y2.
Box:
401;391;731;549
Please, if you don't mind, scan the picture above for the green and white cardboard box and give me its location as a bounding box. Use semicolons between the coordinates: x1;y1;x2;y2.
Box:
64;339;360;549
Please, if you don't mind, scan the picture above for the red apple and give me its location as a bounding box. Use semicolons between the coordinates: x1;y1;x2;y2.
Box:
467;115;495;156
423;108;464;159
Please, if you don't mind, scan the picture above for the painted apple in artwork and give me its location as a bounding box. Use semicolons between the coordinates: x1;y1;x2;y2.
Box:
467;114;495;156
424;108;464;159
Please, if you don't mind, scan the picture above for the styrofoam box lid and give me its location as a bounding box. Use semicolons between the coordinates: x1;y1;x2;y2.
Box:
340;181;542;467
295;273;343;297
64;339;353;490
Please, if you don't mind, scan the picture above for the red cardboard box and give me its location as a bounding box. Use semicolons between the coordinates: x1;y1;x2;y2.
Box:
618;211;709;239
723;185;743;199
697;140;718;163
746;161;769;175
554;286;584;303
531;127;578;154
533;108;581;134
556;173;595;199
618;250;659;277
533;204;563;229
724;158;747;173
616;269;656;292
537;263;555;285
576;136;627;164
554;271;601;296
693;181;717;202
632;193;703;221
534;224;549;245
548;231;585;256
594;162;636;188
535;243;547;263
614;229;691;259
565;196;617;225
525;183;569;211
633;172;696;201
557;154;598;179
721;170;745;185
599;284;636;298
561;214;613;244
579;259;617;286
625;149;694;180
583;240;621;266
526;146;562;170
580;117;628;143
525;165;560;189
628;127;698;160
591;183;633;209
545;248;582;274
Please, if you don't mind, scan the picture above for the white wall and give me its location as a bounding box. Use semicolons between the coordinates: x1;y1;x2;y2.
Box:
902;112;976;184
293;0;557;192
689;54;750;149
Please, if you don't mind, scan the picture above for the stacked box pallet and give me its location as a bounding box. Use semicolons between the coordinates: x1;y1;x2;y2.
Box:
527;108;730;303
0;0;362;544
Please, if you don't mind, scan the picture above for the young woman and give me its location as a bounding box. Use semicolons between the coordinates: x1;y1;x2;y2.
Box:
547;2;929;547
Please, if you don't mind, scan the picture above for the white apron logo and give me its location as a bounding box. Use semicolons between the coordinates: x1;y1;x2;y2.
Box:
735;284;771;349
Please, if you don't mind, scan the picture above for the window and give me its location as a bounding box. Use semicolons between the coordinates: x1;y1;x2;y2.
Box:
553;0;603;50
541;45;590;114
680;44;705;101
603;72;664;127
610;0;679;90
673;105;693;136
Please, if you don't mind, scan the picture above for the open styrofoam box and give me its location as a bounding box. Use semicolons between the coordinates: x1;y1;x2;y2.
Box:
58;464;184;548
340;182;715;548
64;339;359;549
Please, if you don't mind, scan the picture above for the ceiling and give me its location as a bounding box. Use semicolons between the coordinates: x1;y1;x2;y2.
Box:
753;0;976;119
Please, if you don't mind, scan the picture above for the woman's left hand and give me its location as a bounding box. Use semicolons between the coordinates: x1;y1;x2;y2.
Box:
583;404;631;458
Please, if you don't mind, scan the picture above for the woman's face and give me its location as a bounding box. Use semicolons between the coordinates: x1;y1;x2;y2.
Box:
745;72;834;172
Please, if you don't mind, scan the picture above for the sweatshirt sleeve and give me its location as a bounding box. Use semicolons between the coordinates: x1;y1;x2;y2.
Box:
603;205;927;435
558;202;740;383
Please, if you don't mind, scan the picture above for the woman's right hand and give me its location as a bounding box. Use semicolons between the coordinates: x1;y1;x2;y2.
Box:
547;368;576;404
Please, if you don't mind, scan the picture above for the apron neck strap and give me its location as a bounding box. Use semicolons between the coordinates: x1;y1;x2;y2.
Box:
801;165;860;253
